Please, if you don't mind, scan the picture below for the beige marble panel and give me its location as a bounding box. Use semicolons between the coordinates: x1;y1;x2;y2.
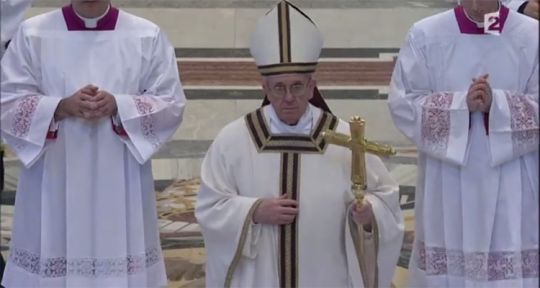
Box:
233;8;262;48
234;8;446;48
389;164;418;186
327;100;411;144
308;8;446;48
173;100;238;140
151;158;203;180
123;8;237;48
26;8;237;48
172;99;262;141
175;158;203;180
25;7;55;17
26;7;443;49
151;159;179;180
394;266;411;288
234;99;262;117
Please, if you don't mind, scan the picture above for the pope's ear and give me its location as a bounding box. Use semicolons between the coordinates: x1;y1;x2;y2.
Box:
261;78;271;94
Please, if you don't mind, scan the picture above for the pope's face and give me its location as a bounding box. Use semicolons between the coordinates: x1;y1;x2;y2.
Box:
263;73;315;125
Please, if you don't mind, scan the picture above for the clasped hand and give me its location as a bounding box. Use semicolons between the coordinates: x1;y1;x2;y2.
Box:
252;195;298;225
55;84;118;121
466;74;492;113
351;199;373;227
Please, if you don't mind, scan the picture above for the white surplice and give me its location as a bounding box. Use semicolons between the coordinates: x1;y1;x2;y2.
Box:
195;104;404;288
389;5;538;288
0;7;185;287
0;0;33;45
502;0;528;11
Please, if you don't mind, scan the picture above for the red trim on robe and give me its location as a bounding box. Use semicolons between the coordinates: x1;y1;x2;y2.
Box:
483;112;490;135
46;130;58;139
111;118;128;137
62;5;119;31
469;112;490;135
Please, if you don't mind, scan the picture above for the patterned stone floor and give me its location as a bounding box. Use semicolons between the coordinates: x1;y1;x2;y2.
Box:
1;169;417;287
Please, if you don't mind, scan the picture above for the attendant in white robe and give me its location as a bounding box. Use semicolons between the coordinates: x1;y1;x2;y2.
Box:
389;0;538;287
0;1;186;287
502;0;539;18
0;0;33;56
0;0;34;281
196;1;404;287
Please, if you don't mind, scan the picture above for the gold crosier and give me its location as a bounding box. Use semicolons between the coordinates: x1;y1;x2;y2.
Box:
322;116;395;288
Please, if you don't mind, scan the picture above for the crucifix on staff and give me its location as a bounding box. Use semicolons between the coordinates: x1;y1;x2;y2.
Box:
323;116;396;288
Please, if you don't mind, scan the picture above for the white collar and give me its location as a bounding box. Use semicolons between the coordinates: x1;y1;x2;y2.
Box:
265;104;318;135
75;5;111;29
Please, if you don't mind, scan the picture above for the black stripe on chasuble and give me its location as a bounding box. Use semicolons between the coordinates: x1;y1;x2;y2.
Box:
244;108;338;287
277;1;291;64
279;152;299;288
244;108;337;154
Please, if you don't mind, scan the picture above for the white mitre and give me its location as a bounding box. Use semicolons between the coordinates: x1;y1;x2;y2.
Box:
249;0;324;76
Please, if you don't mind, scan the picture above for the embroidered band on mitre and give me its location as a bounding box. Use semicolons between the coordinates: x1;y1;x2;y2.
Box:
249;0;323;76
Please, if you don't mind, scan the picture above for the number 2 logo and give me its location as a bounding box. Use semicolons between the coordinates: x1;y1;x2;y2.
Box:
488;16;500;31
484;11;501;35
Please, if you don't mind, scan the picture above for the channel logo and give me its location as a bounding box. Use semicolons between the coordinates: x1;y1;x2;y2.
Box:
484;11;501;35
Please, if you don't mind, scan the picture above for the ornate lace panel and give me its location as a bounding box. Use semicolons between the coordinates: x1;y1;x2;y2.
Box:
421;92;453;155
505;92;539;155
134;96;160;148
10;247;161;278
416;241;539;281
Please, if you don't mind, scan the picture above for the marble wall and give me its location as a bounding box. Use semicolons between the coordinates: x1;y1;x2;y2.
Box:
25;7;446;48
